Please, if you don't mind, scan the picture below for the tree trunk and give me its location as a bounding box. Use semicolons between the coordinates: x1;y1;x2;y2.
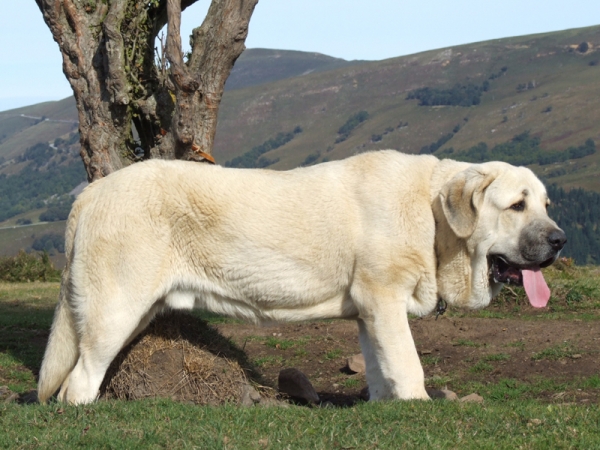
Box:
35;0;258;182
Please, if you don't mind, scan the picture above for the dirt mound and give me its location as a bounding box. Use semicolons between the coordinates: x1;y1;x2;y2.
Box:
100;311;268;405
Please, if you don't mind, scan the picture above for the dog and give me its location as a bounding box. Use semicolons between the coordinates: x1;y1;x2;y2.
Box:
37;150;566;404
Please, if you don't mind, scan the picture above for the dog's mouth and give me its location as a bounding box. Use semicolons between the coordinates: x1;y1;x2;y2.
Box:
489;255;555;308
490;255;523;286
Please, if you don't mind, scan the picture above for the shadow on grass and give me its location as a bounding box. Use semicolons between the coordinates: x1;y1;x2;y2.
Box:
1;303;361;407
1;302;270;404
0;302;55;378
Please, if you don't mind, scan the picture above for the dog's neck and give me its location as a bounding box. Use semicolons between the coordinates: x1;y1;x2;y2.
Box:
430;160;493;309
431;195;473;306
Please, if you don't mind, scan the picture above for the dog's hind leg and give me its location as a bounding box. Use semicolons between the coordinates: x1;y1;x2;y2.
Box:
59;291;160;404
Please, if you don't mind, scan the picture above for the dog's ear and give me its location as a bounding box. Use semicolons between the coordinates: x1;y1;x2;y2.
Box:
440;167;497;239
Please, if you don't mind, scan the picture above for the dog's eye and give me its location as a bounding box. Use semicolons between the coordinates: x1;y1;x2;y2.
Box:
510;200;525;212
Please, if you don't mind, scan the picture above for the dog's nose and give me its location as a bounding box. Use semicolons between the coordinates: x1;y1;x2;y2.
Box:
547;229;567;251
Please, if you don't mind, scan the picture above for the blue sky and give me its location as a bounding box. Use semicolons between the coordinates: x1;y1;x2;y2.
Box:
2;1;599;112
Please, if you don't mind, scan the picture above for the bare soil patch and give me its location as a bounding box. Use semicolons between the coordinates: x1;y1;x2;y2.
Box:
59;309;600;407
216;312;600;405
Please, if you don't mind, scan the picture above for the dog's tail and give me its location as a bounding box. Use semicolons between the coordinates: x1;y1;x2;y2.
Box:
37;199;83;403
37;289;79;403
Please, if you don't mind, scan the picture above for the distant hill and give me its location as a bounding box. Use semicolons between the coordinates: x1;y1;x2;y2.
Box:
224;48;364;90
0;96;78;166
213;25;600;193
2;25;600;265
3;27;600;186
0;50;359;166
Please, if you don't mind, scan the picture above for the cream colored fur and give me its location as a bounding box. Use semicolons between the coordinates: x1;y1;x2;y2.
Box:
37;150;559;404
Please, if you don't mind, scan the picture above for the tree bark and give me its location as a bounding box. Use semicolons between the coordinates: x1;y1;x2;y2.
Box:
35;0;258;182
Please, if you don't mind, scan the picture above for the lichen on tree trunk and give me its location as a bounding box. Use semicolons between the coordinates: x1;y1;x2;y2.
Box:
35;0;258;182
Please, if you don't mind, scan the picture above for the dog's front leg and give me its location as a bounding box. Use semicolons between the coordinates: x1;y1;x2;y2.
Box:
356;294;429;401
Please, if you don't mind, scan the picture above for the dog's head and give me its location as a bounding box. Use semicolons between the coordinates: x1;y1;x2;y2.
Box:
438;161;566;309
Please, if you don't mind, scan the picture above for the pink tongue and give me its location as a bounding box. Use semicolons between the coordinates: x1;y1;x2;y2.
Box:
522;267;550;308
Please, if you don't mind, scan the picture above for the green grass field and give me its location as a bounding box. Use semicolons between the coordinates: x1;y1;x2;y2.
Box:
1;398;599;449
1;268;599;448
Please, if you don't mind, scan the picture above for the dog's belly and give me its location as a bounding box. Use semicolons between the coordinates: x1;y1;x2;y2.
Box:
164;286;357;323
163;241;357;323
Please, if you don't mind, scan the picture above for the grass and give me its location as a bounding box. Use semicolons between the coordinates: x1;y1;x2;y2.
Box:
323;349;343;360
264;337;296;350
452;339;481;348
0;281;58;391
450;263;600;321
583;375;600;389
1;399;599;448
469;361;494;373
483;353;511;362
294;348;309;358
507;340;526;350
341;377;361;389
421;355;441;366
0;353;37;392
532;342;580;361
455;376;600;403
426;374;454;389
1;276;600;447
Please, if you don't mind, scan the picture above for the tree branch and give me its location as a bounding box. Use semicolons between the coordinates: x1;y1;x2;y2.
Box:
166;0;199;93
166;0;258;160
103;1;130;105
36;0;256;176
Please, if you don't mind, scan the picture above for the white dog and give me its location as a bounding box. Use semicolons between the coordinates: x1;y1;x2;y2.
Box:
38;150;565;404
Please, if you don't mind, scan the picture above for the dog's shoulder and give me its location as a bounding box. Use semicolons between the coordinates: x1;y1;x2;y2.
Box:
345;150;438;168
334;150;438;182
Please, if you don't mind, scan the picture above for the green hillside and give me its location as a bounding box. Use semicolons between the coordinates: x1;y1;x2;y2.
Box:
213;26;600;191
0;97;78;165
0;221;67;268
2;26;599;188
1;25;600;265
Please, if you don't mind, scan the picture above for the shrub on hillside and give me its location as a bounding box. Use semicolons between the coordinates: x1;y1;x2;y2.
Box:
406;83;484;107
225;127;302;168
0;161;86;222
301;151;321;166
0;250;61;282
336;111;369;142
32;233;66;254
445;133;596;167
18;143;54;167
420;132;454;154
39;204;71;222
39;195;74;222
